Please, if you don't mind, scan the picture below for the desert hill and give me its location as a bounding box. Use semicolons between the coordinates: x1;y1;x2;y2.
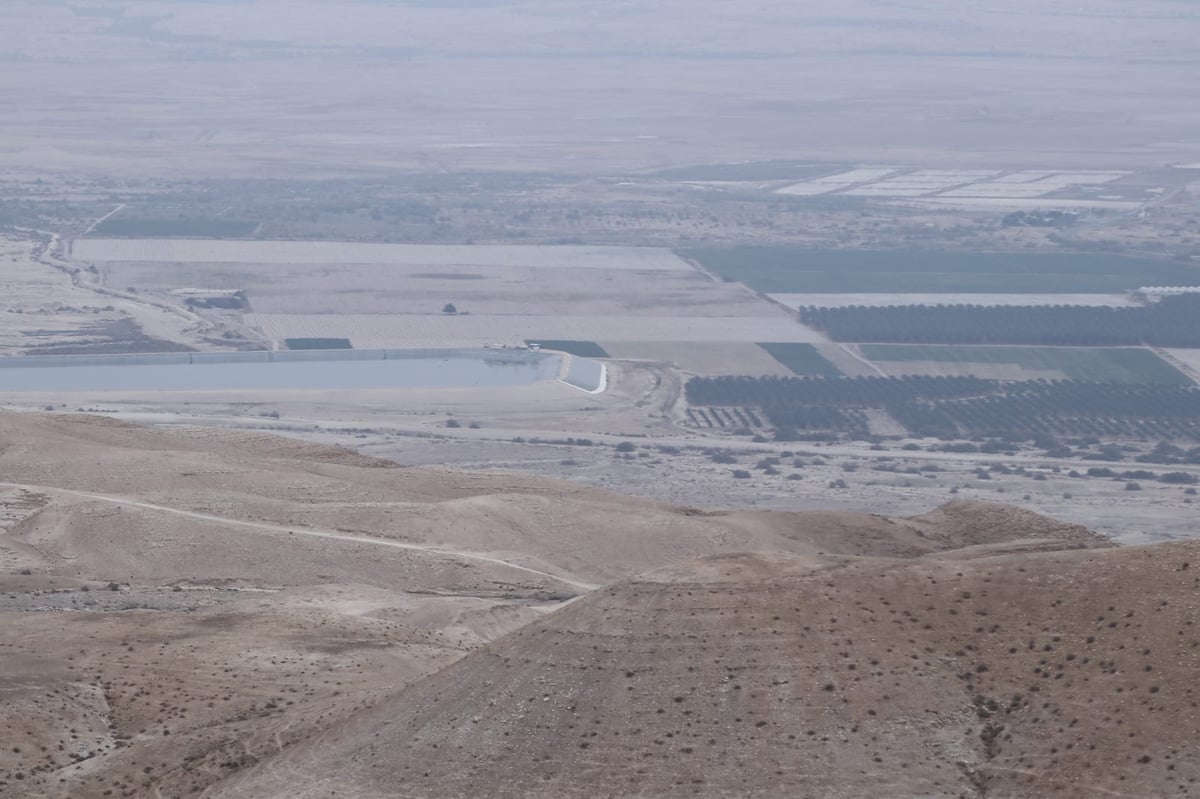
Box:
215;544;1200;799
0;411;1142;799
0;412;1103;592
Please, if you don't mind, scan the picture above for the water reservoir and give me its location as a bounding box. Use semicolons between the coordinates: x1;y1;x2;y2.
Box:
0;349;564;392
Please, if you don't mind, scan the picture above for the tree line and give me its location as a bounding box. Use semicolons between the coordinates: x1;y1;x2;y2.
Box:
798;294;1200;345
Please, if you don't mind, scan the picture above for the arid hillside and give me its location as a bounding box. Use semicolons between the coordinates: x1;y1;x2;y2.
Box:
215;545;1200;799
1;411;1175;799
0;412;1104;593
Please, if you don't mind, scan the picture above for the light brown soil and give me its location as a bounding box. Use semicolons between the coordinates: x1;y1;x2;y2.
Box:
0;412;1125;799
215;545;1200;799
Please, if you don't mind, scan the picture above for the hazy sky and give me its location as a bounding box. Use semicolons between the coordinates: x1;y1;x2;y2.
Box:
2;1;1197;176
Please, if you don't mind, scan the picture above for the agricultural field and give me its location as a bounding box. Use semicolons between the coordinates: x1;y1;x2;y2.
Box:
769;292;1139;310
860;345;1193;385
598;342;793;376
757;343;842;376
681;247;1200;294
83;242;777;320
687;374;1200;442
72;240;694;270
247;313;821;350
236;264;768;317
686;406;766;430
774;167;897;196
802;295;1200;346
284;337;353;350
1166;349;1200;376
647;161;833;182
770;167;1151;210
71;239;829;368
839;168;1000;197
527;340;609;358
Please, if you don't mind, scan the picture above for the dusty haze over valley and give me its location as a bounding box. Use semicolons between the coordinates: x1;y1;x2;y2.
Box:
1;2;1199;797
3;0;1199;175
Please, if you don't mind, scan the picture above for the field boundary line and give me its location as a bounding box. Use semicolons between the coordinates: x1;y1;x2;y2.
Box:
838;344;888;376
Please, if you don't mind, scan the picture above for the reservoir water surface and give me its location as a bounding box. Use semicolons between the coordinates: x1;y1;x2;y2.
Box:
0;349;564;392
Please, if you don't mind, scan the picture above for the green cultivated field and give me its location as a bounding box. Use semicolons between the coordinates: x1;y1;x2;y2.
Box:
284;337;353;350
860;345;1192;384
92;218;260;237
679;247;1200;294
527;340;609;358
758;343;842;376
